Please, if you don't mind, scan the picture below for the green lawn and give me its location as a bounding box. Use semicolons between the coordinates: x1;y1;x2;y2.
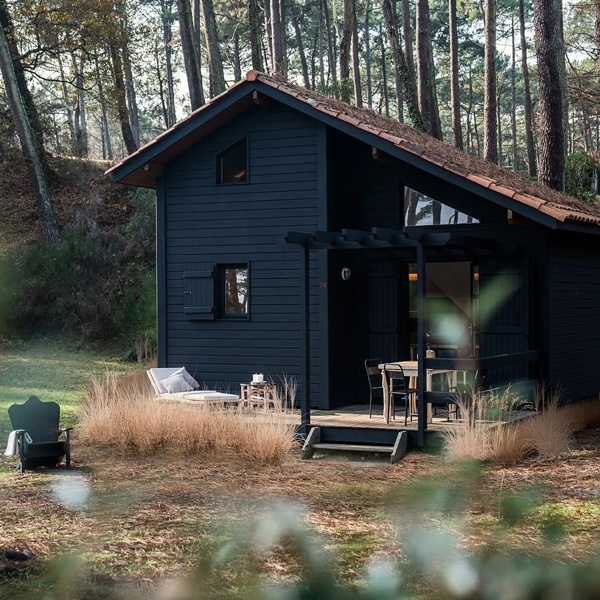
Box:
0;339;137;439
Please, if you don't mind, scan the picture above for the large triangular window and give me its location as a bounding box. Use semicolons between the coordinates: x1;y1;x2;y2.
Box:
404;188;478;226
216;137;248;184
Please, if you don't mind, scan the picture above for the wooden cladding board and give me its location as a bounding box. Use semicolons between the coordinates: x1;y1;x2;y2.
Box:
548;237;600;400
163;104;323;406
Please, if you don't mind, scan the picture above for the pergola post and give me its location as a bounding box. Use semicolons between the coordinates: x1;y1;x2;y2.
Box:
417;240;427;447
300;243;311;436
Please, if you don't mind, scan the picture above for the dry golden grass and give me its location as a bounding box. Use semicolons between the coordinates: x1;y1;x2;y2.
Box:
441;388;600;464
79;371;298;464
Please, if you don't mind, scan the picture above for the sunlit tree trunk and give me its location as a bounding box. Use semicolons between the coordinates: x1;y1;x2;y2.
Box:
519;0;536;176
177;0;205;108
0;13;60;245
340;0;353;102
533;0;565;190
483;0;498;163
95;57;113;161
351;0;362;106
201;0;226;95
324;0;337;86
365;0;373;108
511;17;518;170
0;0;52;178
271;0;284;74
248;0;263;70
401;0;416;90
381;0;424;129
290;0;310;88
449;0;463;149
109;44;139;155
57;54;76;153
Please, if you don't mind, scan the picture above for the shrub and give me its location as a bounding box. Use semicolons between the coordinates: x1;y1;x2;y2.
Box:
565;152;599;203
441;388;600;463
0;187;156;344
79;371;298;463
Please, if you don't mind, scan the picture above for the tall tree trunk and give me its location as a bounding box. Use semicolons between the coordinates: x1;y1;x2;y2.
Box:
290;0;310;88
483;0;498;163
340;0;353;101
192;0;206;95
449;0;463;148
95;57;113;161
0;0;51;178
264;0;273;72
392;0;404;121
120;12;140;145
57;53;76;153
280;0;287;78
595;0;600;80
0;13;60;245
519;0;536;176
154;41;170;129
248;0;263;70
497;93;503;166
201;0;226;95
365;0;373;108
177;0;205;108
271;0;284;74
533;0;565;191
319;0;325;88
72;51;89;158
381;0;425;129
511;16;518;170
324;0;337;85
401;0;416;90
416;0;440;138
351;0;362;106
381;32;390;117
109;44;139;155
162;0;177;127
233;32;242;80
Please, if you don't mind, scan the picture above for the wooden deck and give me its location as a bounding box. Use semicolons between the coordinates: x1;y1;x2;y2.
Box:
310;404;533;432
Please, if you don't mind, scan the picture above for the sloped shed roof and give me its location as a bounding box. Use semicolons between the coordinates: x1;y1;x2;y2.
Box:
107;71;600;229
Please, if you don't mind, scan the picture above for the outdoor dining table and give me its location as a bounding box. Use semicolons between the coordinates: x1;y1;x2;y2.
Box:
378;361;458;425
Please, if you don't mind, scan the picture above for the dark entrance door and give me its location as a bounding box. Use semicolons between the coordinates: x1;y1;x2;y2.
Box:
478;258;532;386
368;259;407;363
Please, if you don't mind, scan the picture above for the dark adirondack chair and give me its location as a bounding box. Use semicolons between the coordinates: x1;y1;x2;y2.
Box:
7;396;72;474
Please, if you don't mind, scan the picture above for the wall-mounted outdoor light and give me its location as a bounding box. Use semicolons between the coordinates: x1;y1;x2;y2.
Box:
341;267;352;281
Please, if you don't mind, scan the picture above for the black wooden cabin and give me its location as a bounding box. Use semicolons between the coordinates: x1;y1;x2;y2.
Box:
108;72;600;446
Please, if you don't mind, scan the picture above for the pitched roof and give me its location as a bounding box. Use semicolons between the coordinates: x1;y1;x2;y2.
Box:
107;71;600;228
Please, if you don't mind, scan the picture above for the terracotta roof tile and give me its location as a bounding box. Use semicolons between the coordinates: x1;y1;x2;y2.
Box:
489;183;519;199
379;131;403;144
466;174;495;189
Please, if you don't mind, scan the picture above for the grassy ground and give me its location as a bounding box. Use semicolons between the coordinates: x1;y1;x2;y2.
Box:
1;341;600;599
0;339;138;439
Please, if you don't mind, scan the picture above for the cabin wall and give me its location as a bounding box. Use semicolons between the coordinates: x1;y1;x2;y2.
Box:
160;103;325;406
548;234;600;400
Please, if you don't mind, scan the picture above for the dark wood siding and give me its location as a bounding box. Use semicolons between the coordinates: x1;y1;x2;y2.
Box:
162;103;324;405
548;235;600;400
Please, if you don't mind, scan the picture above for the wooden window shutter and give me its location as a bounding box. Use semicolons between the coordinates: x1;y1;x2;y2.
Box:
183;265;215;320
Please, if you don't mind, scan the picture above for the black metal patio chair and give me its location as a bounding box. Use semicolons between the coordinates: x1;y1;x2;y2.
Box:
7;396;72;474
364;358;383;418
383;365;417;425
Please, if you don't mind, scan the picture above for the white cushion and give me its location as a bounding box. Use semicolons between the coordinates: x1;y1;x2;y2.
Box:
160;373;193;394
148;368;181;394
172;367;200;390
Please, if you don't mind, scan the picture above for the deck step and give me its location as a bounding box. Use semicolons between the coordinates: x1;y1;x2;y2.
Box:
311;443;394;453
302;428;408;464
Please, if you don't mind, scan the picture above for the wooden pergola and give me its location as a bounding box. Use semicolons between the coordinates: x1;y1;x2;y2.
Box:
282;227;539;447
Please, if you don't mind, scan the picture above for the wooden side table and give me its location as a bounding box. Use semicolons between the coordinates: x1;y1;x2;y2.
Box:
240;382;276;411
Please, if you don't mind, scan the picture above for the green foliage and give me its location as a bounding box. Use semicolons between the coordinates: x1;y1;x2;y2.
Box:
565;152;599;204
0;188;156;346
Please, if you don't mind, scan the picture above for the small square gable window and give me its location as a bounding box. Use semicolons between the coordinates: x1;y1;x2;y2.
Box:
217;137;248;184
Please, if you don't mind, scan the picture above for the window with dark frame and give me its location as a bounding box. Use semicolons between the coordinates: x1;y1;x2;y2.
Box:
216;137;248;184
219;265;249;317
